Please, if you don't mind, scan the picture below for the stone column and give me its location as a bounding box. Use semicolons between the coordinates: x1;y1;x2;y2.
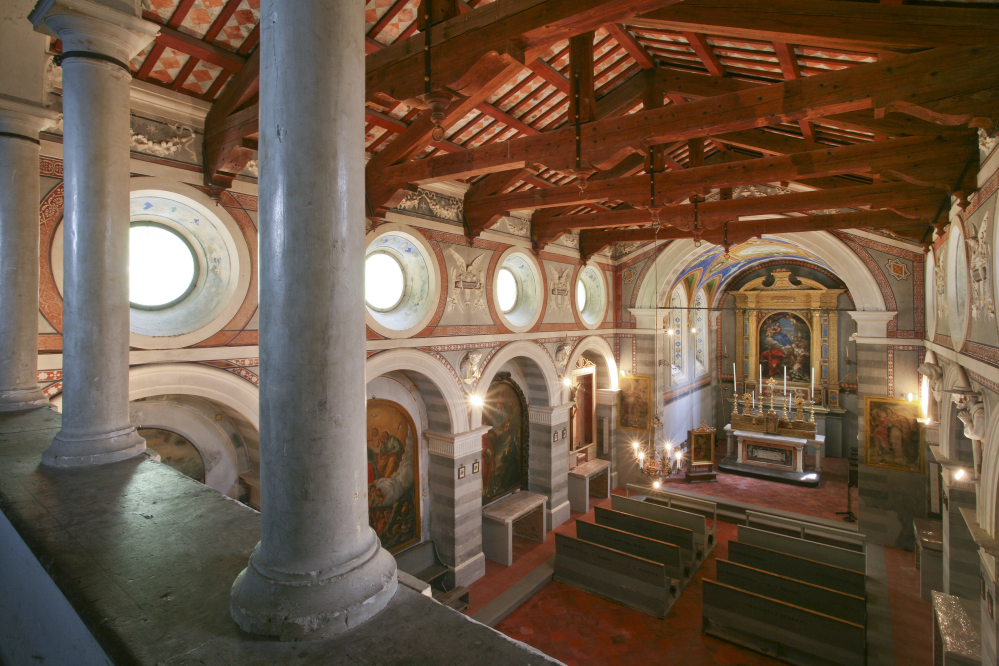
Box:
30;1;157;466
228;0;396;640
528;403;573;529
0;103;57;411
0;0;57;412
426;428;490;587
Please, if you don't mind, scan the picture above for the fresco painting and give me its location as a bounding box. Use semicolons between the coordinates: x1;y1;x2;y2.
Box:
366;399;420;553
481;378;528;505
865;397;925;473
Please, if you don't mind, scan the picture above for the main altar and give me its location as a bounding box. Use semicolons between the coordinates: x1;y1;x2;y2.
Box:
719;379;825;487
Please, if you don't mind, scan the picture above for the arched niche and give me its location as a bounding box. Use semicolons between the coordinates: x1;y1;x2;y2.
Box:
365;348;467;433
564;335;619;392
472;341;561;428
940;363;975;462
979;401;999;538
125;363;260;430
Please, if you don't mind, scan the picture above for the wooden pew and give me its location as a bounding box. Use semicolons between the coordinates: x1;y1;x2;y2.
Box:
554;533;676;618
594;506;696;574
745;509;866;553
737;525;866;574
716;560;866;625
575;520;685;589
728;541;866;598
611;494;715;559
703;580;866;666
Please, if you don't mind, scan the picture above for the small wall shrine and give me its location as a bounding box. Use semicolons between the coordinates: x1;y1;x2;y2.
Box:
731;269;845;411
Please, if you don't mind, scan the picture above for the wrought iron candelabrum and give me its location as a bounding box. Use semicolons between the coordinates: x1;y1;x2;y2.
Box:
633;417;685;490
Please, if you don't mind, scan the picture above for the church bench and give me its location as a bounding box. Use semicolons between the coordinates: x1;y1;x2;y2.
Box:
575;520;685;588
395;540;449;592
625;485;718;532
728;541;866;598
737;525;866;574
481;490;547;566
567;459;610;513
612;494;715;559
554;533;677;618
716;560;866;626
594;506;695;575
703;580;866;666
746;509;866;552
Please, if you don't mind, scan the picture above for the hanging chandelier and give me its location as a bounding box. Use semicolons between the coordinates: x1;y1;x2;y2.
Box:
633;200;685;488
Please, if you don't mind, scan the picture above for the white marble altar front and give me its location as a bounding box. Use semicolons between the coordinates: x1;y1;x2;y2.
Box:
724;425;825;473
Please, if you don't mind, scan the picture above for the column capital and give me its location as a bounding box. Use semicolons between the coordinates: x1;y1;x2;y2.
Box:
528;402;574;425
0;97;59;138
848;310;897;340
425;427;491;459
596;388;620;406
30;0;158;63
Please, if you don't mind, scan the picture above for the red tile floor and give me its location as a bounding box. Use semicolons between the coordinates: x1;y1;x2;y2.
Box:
466;468;931;666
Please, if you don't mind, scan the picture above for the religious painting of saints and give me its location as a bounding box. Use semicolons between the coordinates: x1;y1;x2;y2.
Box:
688;423;715;465
618;374;652;432
759;312;811;382
864;396;925;473
481;374;529;505
366;399;420;553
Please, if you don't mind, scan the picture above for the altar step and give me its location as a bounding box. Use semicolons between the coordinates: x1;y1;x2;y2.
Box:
718;455;822;487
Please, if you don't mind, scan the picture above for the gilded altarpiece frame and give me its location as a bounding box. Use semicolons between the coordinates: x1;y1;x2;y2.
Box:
731;269;844;408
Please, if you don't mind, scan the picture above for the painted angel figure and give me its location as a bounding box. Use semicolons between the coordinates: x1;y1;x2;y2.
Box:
549;265;572;310
446;248;487;312
967;211;995;320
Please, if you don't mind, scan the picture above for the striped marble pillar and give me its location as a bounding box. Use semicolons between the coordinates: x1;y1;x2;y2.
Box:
528;403;574;530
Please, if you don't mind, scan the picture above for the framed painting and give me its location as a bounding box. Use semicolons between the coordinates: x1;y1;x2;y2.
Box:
864;396;925;473
366;399;421;553
618;374;652;432
481;373;530;505
688;422;715;465
759;311;811;382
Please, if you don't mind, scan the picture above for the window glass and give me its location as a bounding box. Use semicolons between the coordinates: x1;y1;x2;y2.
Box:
497;267;518;313
365;252;405;310
576;280;587;311
129;223;197;309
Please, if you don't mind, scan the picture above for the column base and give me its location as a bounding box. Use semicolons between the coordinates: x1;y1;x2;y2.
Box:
230;533;398;641
42;426;146;467
546;500;571;531
0;387;49;412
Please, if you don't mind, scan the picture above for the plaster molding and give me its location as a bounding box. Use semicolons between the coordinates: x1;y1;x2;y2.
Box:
129;79;211;128
528;403;574;425
853;337;920;347
126;363;259;430
424;427;491;460
596;388;620;406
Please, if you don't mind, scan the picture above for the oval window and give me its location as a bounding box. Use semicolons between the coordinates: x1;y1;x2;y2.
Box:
576;279;587;311
129;223;197;310
365;251;405;311
497;267;518;313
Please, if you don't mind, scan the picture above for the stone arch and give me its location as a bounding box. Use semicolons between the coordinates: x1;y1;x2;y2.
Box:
979;402;999;538
565;335;619;392
774;232;887;311
473;341;560;428
127;363;260;429
365;348;468;433
634;240;706;309
940;363;974;461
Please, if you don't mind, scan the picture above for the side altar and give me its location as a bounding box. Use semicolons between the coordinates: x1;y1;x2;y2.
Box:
719;381;825;487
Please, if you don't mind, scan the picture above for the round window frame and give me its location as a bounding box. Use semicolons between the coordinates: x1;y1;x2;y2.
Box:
925;247;937;340
364;223;441;339
493;248;544;333
128;221;200;311
947;221;972;349
575;262;608;330
364;250;407;313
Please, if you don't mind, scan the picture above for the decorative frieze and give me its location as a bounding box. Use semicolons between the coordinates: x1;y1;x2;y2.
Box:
395;188;463;223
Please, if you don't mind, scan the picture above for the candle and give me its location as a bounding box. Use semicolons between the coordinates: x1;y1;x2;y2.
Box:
811;367;814;397
733;362;737;387
752;391;755;409
783;366;787;395
759;364;762;389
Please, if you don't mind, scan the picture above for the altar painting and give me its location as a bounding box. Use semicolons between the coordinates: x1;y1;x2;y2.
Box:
618;374;652;432
759;312;811;382
482;377;529;505
864;396;924;473
366;399;420;553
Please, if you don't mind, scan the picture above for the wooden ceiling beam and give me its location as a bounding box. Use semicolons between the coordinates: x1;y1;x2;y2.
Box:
682;32;725;77
154;24;245;72
569;32;597;124
629;0;999;53
203;48;260;192
378;45;998;187
606;23;655;69
578;209;930;258
365;0;685;104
